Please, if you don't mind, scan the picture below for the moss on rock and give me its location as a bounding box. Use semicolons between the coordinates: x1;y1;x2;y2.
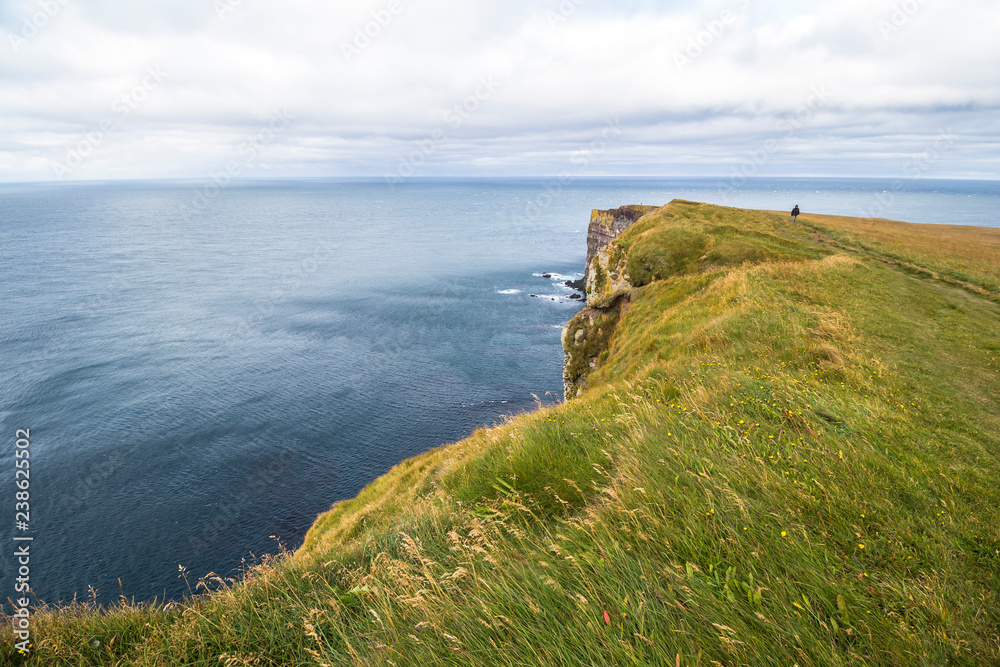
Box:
562;296;628;398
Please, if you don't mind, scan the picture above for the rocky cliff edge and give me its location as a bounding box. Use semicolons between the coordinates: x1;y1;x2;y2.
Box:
563;203;660;399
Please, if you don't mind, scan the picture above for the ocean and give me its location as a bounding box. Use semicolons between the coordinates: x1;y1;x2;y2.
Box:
1;177;998;605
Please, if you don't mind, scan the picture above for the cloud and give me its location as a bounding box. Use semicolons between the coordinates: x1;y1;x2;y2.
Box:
0;0;998;181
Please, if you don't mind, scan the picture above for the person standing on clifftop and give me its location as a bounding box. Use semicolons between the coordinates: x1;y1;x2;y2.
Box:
791;205;800;223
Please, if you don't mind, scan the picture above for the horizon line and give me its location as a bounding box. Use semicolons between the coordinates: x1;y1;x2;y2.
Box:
2;174;1000;187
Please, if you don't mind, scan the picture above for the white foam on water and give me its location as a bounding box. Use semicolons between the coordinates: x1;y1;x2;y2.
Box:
528;293;574;303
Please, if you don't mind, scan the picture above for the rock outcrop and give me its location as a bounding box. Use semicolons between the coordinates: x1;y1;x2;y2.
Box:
563;204;658;399
584;205;657;283
585;241;631;308
561;298;628;400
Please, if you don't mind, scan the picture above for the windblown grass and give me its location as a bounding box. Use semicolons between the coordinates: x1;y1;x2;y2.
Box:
768;210;1000;300
5;201;999;665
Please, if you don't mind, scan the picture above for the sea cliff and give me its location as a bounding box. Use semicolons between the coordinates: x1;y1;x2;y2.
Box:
12;201;1000;666
563;205;656;399
584;205;658;282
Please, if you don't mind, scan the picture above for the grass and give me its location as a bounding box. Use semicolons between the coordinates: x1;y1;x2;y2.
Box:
4;200;1000;665
767;210;1000;300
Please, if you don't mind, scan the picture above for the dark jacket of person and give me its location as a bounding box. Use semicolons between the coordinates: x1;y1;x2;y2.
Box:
791;206;800;217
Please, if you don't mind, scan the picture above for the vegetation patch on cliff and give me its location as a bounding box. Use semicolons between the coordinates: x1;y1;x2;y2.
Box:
561;296;628;398
616;202;829;286
9;202;1000;666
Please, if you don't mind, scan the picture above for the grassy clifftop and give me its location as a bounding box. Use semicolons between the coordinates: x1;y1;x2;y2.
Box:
8;201;1000;665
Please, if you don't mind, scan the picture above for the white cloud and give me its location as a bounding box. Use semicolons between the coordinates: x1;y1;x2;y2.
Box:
0;0;998;181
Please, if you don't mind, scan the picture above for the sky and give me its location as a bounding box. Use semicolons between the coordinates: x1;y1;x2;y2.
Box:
0;0;998;183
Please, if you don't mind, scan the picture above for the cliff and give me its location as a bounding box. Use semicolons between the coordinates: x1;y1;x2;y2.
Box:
562;205;656;399
562;199;837;398
14;202;1000;666
584;205;658;283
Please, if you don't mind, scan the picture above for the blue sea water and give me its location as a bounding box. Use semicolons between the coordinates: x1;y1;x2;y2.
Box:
0;177;998;606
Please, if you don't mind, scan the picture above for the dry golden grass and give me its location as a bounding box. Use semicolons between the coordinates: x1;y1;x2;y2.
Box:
766;209;1000;299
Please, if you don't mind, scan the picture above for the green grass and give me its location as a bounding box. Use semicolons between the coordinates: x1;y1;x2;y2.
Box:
5;200;1000;665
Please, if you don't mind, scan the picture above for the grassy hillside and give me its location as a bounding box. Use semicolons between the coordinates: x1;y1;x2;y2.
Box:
6;201;1000;666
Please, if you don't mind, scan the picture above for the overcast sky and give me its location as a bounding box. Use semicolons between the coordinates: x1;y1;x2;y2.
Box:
1;0;998;182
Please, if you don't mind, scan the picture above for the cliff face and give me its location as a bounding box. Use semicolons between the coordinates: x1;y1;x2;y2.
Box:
561;299;628;400
584;205;658;283
563;204;658;399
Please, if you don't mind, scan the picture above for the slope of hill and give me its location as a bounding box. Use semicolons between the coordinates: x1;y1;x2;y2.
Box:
8;201;1000;666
